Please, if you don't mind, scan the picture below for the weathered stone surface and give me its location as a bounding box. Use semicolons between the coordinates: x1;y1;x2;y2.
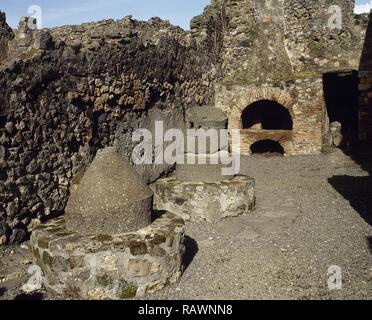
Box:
186;105;228;130
115;106;186;184
181;130;229;154
33;31;54;50
0;1;369;243
30;212;185;299
0;11;13;61
0;13;217;243
152;175;255;223
65;147;153;235
176;152;235;183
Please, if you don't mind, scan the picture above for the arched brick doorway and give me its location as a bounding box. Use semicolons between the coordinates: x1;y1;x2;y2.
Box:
250;139;285;156
241;100;293;130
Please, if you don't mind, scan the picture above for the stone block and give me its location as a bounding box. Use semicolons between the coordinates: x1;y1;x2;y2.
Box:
30;212;185;299
186;105;228;129
152;175;255;223
34;31;54;50
182;130;229;154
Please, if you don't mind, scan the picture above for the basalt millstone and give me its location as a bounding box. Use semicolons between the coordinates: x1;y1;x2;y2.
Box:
65;147;153;235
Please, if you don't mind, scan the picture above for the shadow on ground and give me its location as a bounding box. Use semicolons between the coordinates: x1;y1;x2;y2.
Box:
367;236;372;254
183;236;199;271
328;175;372;226
329;142;372;227
0;287;6;297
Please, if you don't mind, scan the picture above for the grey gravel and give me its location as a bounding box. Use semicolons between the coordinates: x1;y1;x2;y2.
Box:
147;149;372;300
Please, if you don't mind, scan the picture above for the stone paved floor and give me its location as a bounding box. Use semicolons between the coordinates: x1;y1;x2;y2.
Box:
1;148;371;300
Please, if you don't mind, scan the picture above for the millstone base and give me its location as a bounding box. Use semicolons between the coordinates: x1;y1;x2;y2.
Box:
30;212;185;300
152;175;256;223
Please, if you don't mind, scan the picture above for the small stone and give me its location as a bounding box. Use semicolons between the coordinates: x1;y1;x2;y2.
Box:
333;134;343;147
105;32;121;39
87;41;101;51
0;235;7;245
0;146;5;159
6;200;19;218
22;265;43;293
34;31;54;50
5;122;14;134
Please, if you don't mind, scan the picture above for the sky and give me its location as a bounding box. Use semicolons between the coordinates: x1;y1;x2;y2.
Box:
0;0;371;30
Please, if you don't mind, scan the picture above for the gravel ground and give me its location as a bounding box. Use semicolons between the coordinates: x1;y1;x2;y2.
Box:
1;148;371;300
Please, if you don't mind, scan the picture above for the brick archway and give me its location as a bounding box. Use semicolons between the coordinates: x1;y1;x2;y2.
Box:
226;87;296;156
229;87;295;130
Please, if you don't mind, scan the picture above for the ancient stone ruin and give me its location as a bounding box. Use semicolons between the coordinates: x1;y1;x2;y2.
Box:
0;0;371;300
153;106;256;222
30;147;185;299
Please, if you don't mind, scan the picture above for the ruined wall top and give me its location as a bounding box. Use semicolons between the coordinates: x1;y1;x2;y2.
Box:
0;11;13;36
0;1;368;82
191;0;366;83
0;11;14;62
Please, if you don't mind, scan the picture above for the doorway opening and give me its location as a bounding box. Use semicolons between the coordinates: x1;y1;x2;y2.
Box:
242;100;293;130
250;140;285;156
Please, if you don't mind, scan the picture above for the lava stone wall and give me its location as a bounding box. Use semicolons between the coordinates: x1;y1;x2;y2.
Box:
195;0;363;82
283;0;361;73
359;11;372;141
0;16;218;244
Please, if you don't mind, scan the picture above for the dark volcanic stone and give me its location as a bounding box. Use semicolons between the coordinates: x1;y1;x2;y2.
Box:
34;31;54;50
9;228;26;244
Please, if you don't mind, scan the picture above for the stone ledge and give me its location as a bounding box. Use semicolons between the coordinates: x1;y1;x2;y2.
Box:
30;211;185;299
152;175;256;223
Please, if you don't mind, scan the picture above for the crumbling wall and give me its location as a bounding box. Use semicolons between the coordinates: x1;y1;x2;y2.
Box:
0;16;218;244
195;0;363;82
283;0;362;72
359;11;372;140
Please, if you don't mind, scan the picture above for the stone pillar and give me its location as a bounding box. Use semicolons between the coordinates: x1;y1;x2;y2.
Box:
176;105;233;183
15;16;37;49
153;105;256;223
0;11;14;62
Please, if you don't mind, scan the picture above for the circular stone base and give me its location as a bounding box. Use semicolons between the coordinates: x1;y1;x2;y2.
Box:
152;175;256;223
30;212;185;299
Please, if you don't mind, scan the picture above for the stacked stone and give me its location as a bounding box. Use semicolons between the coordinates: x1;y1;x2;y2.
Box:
176;105;233;183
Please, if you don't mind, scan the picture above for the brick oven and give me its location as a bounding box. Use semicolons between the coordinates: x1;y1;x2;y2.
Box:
215;81;325;156
191;0;365;156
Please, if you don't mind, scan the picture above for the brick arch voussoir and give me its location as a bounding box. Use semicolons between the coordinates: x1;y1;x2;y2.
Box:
231;88;295;119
